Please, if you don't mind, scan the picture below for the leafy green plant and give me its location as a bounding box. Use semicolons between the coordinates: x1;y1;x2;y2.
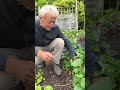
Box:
35;69;43;85
63;46;85;90
78;1;85;30
53;0;76;8
35;83;42;90
87;77;113;90
62;30;85;90
35;69;43;90
35;68;54;90
86;9;120;89
72;46;85;90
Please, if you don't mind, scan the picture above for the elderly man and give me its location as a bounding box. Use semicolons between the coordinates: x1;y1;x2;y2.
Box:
35;5;76;76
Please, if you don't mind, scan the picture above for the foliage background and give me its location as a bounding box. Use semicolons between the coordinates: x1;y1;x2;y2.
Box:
35;0;85;30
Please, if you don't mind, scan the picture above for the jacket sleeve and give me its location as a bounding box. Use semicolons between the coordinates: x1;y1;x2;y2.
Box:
0;53;7;71
56;26;77;58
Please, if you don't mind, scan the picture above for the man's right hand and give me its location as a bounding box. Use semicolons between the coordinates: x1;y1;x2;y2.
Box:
37;50;53;62
5;59;35;89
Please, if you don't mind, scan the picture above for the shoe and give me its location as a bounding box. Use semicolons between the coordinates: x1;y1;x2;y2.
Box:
53;64;62;76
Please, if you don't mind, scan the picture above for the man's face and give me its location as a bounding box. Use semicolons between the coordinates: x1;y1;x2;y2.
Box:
40;12;57;31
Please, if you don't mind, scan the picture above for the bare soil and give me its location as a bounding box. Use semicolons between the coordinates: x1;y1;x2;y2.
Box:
40;61;73;90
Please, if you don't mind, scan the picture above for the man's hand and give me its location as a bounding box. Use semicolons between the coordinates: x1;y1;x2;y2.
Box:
37;50;53;63
5;59;35;89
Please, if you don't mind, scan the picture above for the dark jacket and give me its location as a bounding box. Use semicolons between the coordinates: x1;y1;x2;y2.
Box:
35;19;76;58
0;0;34;71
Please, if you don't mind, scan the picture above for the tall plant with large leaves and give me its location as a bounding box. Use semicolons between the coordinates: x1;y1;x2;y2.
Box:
86;9;120;90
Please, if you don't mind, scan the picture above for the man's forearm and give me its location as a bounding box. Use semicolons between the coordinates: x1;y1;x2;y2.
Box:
63;37;76;58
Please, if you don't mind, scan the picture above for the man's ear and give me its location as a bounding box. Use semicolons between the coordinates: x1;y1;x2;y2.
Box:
39;16;42;19
39;16;44;21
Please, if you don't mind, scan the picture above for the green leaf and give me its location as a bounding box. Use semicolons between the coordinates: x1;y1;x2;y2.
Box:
101;41;110;49
74;68;80;73
81;78;85;88
97;61;105;74
94;71;102;77
87;77;113;90
73;76;81;86
36;76;42;84
35;1;38;6
105;50;118;56
44;85;53;90
83;66;85;74
71;60;79;67
75;72;84;78
35;84;42;90
71;59;83;67
74;83;84;90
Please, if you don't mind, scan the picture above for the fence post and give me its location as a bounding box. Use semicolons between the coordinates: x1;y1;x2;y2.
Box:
76;0;78;31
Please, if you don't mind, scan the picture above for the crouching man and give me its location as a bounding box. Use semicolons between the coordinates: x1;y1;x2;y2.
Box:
35;5;76;76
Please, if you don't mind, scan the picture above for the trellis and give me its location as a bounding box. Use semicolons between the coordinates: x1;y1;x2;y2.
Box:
56;7;78;31
35;6;78;31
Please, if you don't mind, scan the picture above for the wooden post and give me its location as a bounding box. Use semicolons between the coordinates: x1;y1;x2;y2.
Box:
75;0;78;31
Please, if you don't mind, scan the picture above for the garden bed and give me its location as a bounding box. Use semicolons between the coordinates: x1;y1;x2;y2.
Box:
40;60;73;90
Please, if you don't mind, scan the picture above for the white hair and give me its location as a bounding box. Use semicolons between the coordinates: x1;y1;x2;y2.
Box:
39;5;59;17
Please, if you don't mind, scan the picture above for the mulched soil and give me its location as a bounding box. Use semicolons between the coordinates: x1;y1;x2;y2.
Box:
40;60;73;90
